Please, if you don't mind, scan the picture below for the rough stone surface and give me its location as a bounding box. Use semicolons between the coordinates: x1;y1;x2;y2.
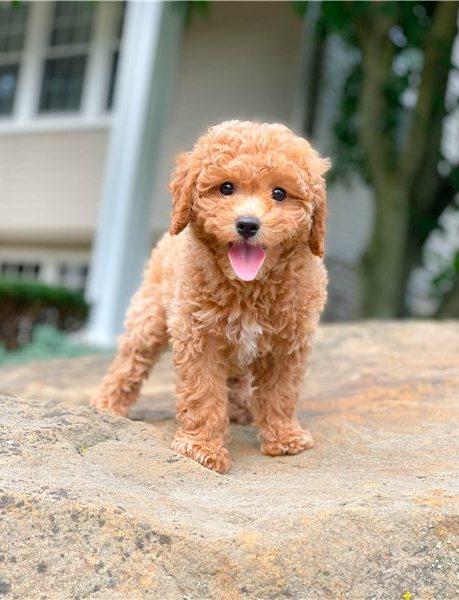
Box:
0;322;458;599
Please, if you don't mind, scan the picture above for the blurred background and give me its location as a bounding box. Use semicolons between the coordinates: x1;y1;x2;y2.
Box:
0;0;458;362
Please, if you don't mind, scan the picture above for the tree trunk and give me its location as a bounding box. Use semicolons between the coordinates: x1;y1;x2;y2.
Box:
361;182;409;317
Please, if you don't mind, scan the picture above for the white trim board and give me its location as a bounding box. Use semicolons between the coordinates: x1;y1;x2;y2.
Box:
0;115;112;135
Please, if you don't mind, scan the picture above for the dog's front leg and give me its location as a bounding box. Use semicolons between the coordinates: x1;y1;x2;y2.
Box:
251;345;314;457
171;333;230;474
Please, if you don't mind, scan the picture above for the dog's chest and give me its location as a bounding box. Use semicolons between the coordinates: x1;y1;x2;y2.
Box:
226;316;263;366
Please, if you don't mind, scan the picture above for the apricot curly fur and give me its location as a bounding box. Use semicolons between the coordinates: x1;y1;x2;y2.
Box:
92;120;329;473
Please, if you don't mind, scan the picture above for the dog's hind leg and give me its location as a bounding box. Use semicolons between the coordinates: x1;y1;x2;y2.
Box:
91;263;168;417
228;373;253;424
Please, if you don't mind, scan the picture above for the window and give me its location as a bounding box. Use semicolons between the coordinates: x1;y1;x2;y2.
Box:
0;256;89;291
39;1;95;113
58;263;88;292
40;55;87;112
0;3;28;116
0;64;19;115
49;1;94;46
0;262;41;281
0;1;125;127
0;3;28;52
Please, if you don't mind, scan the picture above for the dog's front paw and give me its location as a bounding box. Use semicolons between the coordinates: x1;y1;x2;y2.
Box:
91;393;128;417
171;434;230;474
260;427;314;456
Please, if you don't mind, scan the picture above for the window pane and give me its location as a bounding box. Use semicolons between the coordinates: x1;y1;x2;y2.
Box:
0;64;19;115
0;262;41;281
39;56;86;113
50;1;94;46
58;262;88;291
0;3;28;52
106;51;119;110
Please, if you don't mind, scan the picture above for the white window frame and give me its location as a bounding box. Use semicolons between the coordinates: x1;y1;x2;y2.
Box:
0;247;90;291
0;1;124;135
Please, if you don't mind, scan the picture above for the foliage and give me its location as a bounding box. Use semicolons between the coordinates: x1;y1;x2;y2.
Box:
0;278;89;351
0;278;88;312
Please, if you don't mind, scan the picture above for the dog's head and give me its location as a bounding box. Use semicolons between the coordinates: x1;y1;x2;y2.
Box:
169;120;330;281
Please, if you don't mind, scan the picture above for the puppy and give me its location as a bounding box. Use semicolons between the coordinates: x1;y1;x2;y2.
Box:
92;120;329;473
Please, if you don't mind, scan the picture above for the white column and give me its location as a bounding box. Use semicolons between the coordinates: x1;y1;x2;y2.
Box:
85;1;184;347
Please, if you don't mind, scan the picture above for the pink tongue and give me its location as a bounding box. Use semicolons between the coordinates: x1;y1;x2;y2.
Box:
228;242;266;281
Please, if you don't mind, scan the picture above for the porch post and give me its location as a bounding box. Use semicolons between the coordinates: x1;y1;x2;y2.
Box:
85;1;184;346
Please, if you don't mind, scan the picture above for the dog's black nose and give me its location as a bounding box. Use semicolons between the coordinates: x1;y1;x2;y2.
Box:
236;216;260;239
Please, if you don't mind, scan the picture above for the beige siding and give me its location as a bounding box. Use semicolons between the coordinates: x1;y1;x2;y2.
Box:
0;129;108;245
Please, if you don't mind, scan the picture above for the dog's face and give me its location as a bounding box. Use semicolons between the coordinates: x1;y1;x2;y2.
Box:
169;121;330;281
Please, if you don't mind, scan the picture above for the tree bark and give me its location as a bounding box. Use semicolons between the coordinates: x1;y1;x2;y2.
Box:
356;9;407;317
361;181;409;317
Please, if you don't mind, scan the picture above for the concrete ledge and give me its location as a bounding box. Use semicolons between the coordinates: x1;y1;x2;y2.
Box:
0;322;458;598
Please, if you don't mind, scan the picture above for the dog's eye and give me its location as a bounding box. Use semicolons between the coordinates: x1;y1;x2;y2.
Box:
272;187;286;201
220;182;234;196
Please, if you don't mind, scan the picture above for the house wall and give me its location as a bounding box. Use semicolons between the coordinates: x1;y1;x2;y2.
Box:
0;128;108;245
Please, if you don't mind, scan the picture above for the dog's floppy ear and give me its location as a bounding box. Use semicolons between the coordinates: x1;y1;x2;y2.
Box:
169;151;197;235
309;190;326;258
308;157;330;258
